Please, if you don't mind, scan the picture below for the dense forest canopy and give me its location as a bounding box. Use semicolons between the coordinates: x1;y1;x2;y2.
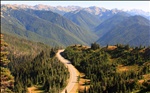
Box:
1;34;69;93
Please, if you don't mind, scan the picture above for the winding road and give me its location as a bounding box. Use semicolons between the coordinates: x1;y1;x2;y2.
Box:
56;49;79;93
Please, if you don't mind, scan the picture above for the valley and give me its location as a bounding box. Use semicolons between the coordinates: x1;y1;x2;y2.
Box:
1;4;150;47
1;3;150;93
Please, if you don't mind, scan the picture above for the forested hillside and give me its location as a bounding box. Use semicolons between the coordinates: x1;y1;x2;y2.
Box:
1;4;150;47
1;5;98;47
94;12;130;37
62;43;150;93
96;15;150;47
64;10;101;31
2;34;69;93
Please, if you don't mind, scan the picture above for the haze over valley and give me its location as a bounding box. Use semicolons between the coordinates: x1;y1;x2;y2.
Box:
1;4;150;47
1;2;150;93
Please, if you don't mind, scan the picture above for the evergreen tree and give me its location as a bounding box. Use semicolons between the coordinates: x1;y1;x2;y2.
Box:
0;34;14;92
84;86;86;93
91;42;100;50
65;89;67;93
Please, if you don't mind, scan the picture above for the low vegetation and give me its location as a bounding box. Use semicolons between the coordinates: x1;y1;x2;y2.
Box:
62;43;150;93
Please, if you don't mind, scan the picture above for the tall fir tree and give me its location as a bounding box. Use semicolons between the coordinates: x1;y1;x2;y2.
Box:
0;34;14;92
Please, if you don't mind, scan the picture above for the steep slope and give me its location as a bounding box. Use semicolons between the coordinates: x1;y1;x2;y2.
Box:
27;9;98;44
96;15;150;46
63;7;125;31
1;12;84;47
1;7;97;46
63;10;101;31
94;12;131;37
3;33;50;57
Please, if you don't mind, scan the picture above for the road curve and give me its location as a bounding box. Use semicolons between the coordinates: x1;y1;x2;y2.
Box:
56;49;79;93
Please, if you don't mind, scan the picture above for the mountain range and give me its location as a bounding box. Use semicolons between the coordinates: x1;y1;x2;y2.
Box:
1;4;150;47
1;5;98;47
64;10;101;31
2;4;149;18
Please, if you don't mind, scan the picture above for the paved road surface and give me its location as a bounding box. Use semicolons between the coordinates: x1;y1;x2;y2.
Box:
56;49;79;93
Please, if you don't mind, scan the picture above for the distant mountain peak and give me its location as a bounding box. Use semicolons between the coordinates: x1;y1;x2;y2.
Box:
126;9;150;20
70;10;81;14
2;4;149;19
83;6;107;15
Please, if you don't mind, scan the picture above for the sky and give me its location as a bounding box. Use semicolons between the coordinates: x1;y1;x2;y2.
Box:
1;1;150;12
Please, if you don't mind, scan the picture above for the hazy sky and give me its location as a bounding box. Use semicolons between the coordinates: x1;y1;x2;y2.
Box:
1;1;150;12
